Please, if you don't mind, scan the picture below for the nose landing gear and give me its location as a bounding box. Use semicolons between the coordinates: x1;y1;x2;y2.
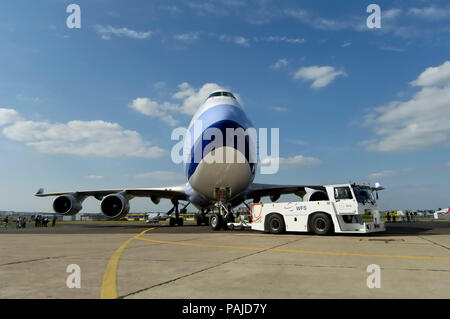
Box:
209;201;234;230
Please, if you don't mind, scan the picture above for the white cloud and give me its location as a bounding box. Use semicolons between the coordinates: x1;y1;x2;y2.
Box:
384;8;402;20
261;154;320;168
130;82;235;124
286;9;353;31
234;36;250;47
159;5;180;14
408;6;450;20
153;81;167;90
130;98;179;126
270;58;288;69
285;7;427;40
368;170;397;180
279;155;320;167
84;175;104;180
0;108;21;126
380;46;405;52
363;61;450;152
341;42;352;48
270;106;288;112
1;112;165;158
173;82;226;115
410;61;450;87
16;93;41;104
95;25;152;40
288;139;306;146
135;170;183;181
255;36;305;45
219;34;250;47
294;65;346;89
174;32;199;43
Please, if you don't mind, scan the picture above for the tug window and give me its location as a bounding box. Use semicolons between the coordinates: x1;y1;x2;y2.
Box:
334;187;353;200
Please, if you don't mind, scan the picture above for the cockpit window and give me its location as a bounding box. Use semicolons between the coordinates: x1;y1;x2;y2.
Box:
223;92;235;98
207;91;236;100
208;92;222;98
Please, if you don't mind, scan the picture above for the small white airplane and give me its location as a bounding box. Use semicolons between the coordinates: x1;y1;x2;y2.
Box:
145;212;169;224
434;207;450;220
36;90;319;230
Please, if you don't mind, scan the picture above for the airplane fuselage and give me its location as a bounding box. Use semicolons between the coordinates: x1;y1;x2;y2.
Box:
182;91;256;209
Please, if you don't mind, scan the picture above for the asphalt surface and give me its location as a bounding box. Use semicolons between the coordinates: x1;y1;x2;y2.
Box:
0;220;449;299
1;220;449;235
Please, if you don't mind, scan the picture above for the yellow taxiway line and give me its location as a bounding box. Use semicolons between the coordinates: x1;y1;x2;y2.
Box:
134;237;450;261
100;227;155;299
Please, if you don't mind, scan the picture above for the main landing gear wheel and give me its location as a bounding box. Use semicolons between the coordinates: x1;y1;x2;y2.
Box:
196;216;209;226
210;214;223;231
169;217;184;226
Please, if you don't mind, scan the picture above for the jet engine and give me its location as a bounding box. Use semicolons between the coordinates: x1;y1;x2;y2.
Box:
101;193;130;219
53;194;82;215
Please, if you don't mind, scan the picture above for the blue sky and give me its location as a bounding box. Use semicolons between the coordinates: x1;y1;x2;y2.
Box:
0;0;449;213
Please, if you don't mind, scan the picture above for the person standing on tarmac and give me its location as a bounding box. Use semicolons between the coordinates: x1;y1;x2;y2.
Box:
52;215;56;227
4;216;8;230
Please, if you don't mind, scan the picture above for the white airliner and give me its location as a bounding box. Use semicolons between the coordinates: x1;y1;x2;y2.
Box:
36;90;316;230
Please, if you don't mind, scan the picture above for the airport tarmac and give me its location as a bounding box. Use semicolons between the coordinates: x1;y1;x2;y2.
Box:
0;221;449;299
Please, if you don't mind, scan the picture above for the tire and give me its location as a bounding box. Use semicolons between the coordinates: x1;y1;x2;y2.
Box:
210;214;222;230
309;213;333;235
196;217;203;226
169;217;176;227
177;217;184;226
267;214;285;234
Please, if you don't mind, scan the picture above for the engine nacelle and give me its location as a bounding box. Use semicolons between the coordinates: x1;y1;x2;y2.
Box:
53;195;82;216
101;193;130;219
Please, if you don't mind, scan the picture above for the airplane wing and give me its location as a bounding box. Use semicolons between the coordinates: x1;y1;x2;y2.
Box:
234;183;326;204
35;185;189;202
